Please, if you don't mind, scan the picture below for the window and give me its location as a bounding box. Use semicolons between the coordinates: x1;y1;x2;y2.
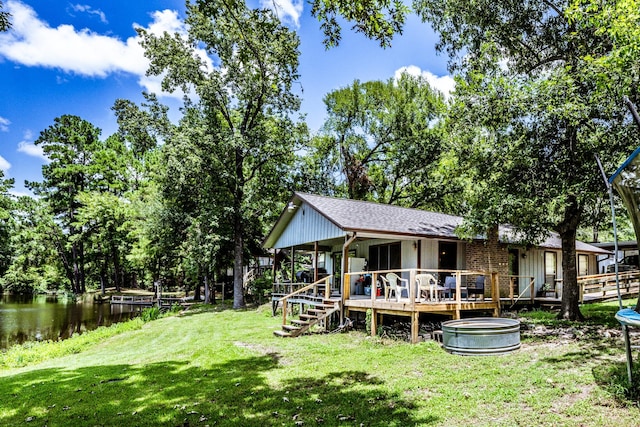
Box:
544;252;557;276
368;243;401;271
578;254;589;277
439;241;457;270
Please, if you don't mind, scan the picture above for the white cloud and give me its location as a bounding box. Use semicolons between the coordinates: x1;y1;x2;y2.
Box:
18;139;48;162
141;9;185;36
394;65;456;99
70;4;108;24
0;1;148;77
0;2;213;101
0;156;10;171
0;117;10;132
260;0;303;28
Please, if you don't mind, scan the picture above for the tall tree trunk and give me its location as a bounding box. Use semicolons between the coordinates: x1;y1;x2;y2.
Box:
194;275;201;301
204;274;210;304
233;217;245;309
110;238;121;292
233;147;246;309
557;195;584;321
79;241;86;294
72;240;81;294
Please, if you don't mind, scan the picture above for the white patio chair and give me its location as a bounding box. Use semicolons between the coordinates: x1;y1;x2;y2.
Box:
384;272;409;301
415;273;438;301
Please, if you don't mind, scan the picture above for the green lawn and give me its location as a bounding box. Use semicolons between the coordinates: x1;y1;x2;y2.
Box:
1;302;640;426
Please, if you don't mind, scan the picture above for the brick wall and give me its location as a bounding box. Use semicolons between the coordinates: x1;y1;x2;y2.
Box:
465;226;509;295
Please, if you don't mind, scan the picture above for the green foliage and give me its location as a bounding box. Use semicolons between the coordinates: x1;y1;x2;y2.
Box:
310;0;410;48
1;196;63;293
140;306;161;322
0;317;144;369
138;0;307;308
248;275;272;304
365;308;372;335
305;74;454;211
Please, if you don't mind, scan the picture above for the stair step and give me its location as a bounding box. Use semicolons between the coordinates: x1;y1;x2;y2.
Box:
300;314;319;321
307;309;327;315
282;324;301;331
273;330;292;337
291;319;311;326
319;303;337;309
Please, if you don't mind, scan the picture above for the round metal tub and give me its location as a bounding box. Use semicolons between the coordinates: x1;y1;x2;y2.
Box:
442;317;521;356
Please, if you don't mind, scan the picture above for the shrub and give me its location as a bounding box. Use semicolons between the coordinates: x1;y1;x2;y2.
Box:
141;306;161;322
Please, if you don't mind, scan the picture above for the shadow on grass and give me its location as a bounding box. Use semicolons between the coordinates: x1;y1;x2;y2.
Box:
0;354;438;426
538;337;640;404
592;358;640;404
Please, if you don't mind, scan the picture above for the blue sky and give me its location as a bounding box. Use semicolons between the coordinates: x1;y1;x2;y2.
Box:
0;0;453;196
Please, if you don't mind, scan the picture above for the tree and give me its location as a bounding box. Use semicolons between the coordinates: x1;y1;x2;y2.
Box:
0;169;14;277
309;0;638;320
415;0;640;320
138;0;304;308
306;73;455;211
2;196;65;294
0;1;11;32
27;116;106;294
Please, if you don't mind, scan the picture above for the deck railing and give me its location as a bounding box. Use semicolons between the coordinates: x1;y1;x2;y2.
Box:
577;271;640;302
501;275;536;306
275;276;331;325
343;268;499;306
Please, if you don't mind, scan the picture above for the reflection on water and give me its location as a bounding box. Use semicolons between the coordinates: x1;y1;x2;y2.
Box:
0;294;143;349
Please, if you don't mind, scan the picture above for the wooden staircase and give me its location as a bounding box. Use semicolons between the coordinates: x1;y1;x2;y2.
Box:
274;300;340;337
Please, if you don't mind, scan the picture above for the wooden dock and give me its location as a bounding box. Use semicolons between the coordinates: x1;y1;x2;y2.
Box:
109;295;191;307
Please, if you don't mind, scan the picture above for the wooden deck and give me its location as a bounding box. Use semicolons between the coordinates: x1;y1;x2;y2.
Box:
344;295;499;317
273;271;501;343
272;270;640;343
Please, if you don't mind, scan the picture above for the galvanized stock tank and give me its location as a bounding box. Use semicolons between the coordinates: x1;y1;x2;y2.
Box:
442;317;521;356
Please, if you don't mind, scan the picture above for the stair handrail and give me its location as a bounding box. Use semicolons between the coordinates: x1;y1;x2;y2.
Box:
279;276;331;325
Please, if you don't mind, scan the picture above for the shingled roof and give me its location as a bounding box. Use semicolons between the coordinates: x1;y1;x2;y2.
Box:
296;193;461;238
263;192;610;254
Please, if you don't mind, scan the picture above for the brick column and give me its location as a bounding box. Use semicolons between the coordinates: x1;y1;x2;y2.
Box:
465;225;509;296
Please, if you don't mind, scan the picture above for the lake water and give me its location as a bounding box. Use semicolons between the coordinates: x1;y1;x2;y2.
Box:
0;294;143;349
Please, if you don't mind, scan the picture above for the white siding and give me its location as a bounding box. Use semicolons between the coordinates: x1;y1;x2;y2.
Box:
420;239;439;269
273;202;344;248
517;248;563;297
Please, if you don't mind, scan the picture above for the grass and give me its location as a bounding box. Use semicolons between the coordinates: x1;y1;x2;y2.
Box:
1;302;640;426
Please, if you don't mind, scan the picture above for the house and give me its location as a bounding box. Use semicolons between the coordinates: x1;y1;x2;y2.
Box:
263;193;610;341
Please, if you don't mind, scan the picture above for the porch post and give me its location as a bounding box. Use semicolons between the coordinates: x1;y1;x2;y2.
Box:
272;249;277;283
341;233;357;322
314;241;319;282
455;271;462;319
491;271;501;317
290;245;295;283
371;308;378;337
411;311;419;343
